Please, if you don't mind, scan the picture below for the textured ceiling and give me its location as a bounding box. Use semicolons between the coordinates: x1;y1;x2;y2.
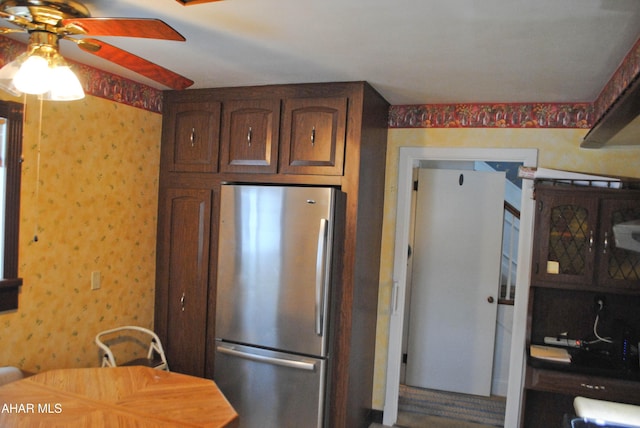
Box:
1;0;639;105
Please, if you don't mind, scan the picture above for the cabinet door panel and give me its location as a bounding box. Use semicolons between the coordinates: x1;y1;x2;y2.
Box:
533;191;598;285
220;99;280;173
598;198;640;289
280;97;346;175
166;102;221;173
156;188;212;377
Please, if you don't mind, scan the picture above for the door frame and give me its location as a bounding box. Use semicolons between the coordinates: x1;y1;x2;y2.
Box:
382;147;538;427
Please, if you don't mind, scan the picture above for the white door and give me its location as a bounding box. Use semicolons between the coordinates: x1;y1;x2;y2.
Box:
405;168;505;396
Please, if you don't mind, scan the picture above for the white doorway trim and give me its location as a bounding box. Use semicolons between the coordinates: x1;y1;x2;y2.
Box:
382;147;538;428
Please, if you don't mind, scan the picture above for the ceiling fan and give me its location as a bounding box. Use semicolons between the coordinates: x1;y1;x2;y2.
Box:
0;0;194;93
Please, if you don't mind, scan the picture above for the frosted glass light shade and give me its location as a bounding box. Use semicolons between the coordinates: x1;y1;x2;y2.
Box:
41;64;85;101
13;55;52;94
0;58;23;97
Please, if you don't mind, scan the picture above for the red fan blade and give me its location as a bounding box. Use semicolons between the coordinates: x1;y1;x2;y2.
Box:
77;38;193;90
61;18;185;41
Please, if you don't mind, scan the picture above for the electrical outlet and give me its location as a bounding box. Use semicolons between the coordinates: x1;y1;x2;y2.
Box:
91;271;101;290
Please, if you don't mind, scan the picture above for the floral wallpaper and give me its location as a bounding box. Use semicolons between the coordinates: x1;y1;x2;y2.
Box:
0;93;162;372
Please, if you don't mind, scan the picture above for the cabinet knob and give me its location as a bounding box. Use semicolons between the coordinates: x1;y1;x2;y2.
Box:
247;126;252;147
603;231;609;254
310;126;316;146
180;292;185;312
487;296;494;304
190;127;196;147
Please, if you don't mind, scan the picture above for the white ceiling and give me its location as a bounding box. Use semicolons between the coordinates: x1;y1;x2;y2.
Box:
3;0;640;105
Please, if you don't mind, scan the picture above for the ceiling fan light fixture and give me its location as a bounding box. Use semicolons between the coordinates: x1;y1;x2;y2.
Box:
0;31;84;100
40;53;84;101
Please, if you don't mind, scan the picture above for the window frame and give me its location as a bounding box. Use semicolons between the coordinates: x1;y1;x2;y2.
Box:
0;100;24;312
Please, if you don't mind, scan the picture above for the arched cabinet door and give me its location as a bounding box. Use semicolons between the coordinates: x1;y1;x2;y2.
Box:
220;98;280;174
280;96;347;176
163;101;221;173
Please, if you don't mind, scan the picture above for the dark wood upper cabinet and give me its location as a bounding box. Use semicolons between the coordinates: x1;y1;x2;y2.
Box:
220;98;280;174
162;101;221;173
532;185;640;291
532;189;598;287
280;96;347;175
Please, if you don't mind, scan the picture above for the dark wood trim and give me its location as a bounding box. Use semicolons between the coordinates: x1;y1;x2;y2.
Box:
0;278;21;312
0;100;24;312
504;200;520;219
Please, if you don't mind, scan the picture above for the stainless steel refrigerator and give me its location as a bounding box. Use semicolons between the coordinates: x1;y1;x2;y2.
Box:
214;184;339;428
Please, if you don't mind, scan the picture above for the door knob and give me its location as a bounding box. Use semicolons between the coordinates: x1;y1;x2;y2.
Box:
487;296;494;303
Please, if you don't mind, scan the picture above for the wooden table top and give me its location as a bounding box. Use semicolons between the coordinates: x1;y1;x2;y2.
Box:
0;366;238;427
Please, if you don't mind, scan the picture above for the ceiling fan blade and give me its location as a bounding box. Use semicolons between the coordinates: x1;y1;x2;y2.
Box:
61;18;185;41
76;38;193;90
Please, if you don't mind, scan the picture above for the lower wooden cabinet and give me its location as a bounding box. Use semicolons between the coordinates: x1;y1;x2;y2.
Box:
154;187;214;377
523;366;640;428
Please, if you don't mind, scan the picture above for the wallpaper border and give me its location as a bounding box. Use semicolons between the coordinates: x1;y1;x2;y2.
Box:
1;35;638;122
389;103;593;129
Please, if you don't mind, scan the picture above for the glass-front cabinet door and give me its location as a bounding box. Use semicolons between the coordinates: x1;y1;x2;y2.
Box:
598;198;640;289
533;189;598;286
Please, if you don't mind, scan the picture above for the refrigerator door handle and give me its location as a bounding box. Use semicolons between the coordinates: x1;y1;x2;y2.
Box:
315;218;329;336
217;345;317;372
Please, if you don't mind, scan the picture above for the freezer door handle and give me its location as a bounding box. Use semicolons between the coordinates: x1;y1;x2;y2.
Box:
315;218;329;336
216;345;317;371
